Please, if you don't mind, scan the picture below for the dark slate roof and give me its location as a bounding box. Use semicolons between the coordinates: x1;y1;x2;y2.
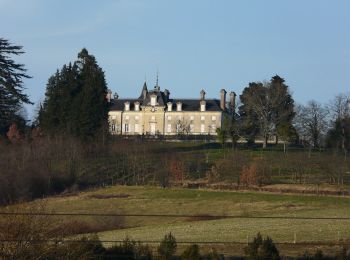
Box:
109;99;139;111
169;99;221;111
110;98;222;112
109;82;222;112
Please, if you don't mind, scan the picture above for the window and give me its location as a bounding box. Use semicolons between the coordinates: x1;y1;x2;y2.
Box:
151;96;156;106
111;115;116;120
200;104;205;111
201;124;205;133
211;116;216;121
125;115;129;120
201;116;205;121
134;103;140;111
111;124;116;132
124;124;129;132
190;124;194;133
167;124;172;133
135;115;139;121
151;115;155;121
211;124;216;133
167;116;172;121
134;124;139;133
190;115;194;121
167;102;172;112
125;102;130;111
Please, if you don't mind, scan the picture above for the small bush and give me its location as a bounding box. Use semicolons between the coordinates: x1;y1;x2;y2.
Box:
244;232;280;260
158;232;177;259
181;244;200;260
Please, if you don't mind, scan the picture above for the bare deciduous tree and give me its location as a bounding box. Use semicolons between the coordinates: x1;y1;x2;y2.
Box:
294;101;329;149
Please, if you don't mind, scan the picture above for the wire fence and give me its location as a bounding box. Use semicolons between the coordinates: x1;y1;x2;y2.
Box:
0;212;349;220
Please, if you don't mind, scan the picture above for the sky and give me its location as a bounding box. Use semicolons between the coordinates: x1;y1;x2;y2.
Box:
1;0;350;120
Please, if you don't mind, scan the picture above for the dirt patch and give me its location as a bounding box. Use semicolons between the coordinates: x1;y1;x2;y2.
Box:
88;194;130;199
186;214;228;222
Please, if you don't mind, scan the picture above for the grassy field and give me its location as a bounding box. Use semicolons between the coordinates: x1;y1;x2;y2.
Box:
14;185;350;256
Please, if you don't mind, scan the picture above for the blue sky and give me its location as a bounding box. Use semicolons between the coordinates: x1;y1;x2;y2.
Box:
1;0;350;119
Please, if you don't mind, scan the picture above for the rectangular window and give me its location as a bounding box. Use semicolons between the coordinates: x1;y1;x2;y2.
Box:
135;115;139;121
190;124;194;133
151;115;155;121
167;116;172;121
211;116;216;121
167;124;172;133
201;116;205;121
201;124;205;133
124;124;129;132
190;115;194;121
125;115;129;120
134;124;139;133
211;124;216;133
111;124;116;132
150;123;156;135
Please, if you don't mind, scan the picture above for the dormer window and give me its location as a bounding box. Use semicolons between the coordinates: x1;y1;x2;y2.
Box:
134;102;140;111
200;100;206;112
151;94;157;106
124;102;130;111
167;102;172;112
176;102;182;112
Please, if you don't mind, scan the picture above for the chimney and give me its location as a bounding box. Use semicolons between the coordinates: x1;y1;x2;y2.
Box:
200;89;206;100
220;89;227;111
229;91;236;112
106;89;112;102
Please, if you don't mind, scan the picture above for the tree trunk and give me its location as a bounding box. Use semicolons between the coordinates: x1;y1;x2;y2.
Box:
263;136;268;149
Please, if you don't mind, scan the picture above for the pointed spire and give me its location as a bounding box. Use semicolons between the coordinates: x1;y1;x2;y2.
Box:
139;81;148;99
154;69;160;92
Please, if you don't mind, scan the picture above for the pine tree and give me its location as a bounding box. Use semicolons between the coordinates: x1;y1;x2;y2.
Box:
75;49;108;139
39;48;108;139
0;38;31;135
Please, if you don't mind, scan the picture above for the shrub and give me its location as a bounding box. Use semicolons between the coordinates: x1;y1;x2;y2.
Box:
181;244;200;260
158;232;177;259
240;158;272;187
244;232;280;260
104;237;152;260
204;248;225;260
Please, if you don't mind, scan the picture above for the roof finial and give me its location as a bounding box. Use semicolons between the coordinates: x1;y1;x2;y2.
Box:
156;69;159;87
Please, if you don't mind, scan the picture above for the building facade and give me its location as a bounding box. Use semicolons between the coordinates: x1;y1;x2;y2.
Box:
107;82;235;136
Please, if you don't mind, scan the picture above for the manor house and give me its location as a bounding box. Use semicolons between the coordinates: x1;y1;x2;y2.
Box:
107;82;235;136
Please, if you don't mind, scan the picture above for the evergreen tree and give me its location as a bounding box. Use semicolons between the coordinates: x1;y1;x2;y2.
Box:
75;49;108;139
0;38;31;135
39;48;108;139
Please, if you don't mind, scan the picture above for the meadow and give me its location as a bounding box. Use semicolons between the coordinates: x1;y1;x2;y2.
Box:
14;185;350;257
